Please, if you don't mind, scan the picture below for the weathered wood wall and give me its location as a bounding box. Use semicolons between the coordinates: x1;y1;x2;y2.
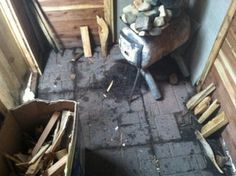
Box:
0;9;29;109
38;0;114;48
203;11;236;164
0;0;50;111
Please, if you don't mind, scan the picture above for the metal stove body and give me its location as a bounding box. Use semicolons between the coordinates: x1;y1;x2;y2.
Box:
119;14;191;100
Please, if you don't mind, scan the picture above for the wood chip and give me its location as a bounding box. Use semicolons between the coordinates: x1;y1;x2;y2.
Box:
106;80;114;93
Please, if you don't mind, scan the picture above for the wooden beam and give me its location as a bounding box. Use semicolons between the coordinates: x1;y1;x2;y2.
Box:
201;112;229;138
97;16;109;57
31;112;61;156
197;1;236;89
80;26;92;57
42;4;104;12
45;154;68;176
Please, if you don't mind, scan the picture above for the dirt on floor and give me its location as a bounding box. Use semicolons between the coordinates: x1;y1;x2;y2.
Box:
38;46;226;176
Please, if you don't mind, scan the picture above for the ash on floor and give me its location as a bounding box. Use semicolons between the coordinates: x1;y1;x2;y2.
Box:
38;45;222;176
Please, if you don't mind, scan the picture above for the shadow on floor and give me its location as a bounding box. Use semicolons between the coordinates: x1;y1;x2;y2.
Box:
85;149;129;176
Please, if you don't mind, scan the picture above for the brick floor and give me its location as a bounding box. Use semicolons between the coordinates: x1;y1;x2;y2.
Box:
38;46;221;176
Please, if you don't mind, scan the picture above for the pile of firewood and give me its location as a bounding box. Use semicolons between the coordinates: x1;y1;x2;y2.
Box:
121;0;184;36
4;111;73;176
186;83;229;174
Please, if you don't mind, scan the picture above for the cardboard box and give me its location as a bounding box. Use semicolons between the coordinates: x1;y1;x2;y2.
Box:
0;99;84;176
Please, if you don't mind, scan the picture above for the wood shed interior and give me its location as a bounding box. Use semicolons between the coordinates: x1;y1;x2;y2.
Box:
0;0;236;175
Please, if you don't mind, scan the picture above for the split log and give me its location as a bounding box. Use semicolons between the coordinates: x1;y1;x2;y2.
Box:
14;153;29;163
201;112;229;138
198;100;220;124
26;155;43;175
53;120;60;143
194;96;211;115
195;130;223;174
55;149;67;160
186;83;216;110
32;112;61;156
44;154;68;176
96;16;109;58
80;26;92;58
29;144;50;165
49;111;72;153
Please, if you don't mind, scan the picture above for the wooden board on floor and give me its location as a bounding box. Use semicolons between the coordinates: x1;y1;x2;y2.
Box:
201;112;229;138
80;26;92;57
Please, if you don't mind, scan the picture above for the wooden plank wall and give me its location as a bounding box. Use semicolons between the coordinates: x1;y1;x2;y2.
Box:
203;11;236;164
38;0;114;48
10;0;50;71
0;9;29;109
0;0;53;112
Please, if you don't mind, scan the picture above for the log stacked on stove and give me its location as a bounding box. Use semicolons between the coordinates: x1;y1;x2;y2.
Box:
121;0;184;36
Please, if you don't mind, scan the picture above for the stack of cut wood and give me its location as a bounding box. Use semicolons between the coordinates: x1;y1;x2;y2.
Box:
4;111;73;176
121;0;184;36
186;83;229;138
187;84;230;174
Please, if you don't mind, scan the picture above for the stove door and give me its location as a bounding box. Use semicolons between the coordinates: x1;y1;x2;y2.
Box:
119;30;143;67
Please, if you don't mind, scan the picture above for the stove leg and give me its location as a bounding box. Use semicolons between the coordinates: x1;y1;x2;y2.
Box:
172;54;190;78
141;69;162;100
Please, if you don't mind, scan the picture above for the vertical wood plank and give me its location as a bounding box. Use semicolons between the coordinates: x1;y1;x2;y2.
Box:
80;26;92;57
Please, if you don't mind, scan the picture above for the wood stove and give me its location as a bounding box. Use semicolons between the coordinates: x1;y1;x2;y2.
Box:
119;14;191;100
